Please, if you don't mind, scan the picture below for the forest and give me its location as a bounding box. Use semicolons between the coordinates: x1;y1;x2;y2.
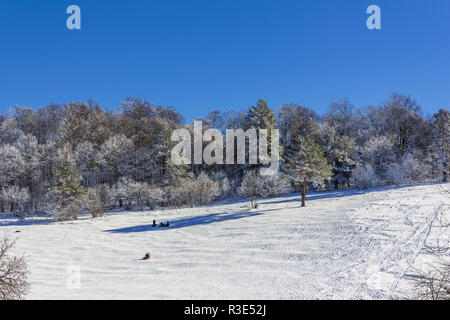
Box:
0;93;448;220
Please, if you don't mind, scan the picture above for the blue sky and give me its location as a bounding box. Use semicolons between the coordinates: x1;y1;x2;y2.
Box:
0;0;448;120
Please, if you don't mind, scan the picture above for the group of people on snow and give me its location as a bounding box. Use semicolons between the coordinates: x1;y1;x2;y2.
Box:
152;219;169;228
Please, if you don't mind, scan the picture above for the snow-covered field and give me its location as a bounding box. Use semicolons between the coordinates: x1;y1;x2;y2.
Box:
1;183;449;300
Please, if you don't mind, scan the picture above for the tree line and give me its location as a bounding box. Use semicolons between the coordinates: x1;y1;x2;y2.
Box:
0;94;448;218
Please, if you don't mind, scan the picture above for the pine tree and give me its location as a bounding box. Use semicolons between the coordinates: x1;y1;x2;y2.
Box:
51;160;86;221
246;98;277;132
277;104;319;149
282;136;332;207
245;98;278;169
431;109;450;182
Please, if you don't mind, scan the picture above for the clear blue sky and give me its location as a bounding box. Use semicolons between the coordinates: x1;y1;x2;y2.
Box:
0;0;449;120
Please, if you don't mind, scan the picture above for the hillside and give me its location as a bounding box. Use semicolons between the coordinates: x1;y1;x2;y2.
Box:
2;183;449;299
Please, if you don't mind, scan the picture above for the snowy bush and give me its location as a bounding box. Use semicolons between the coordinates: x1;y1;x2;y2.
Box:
210;172;232;199
360;135;396;179
386;154;422;185
163;174;219;208
164;181;195;208
0;187;30;217
351;165;380;189
401;153;423;182
238;171;262;209
52;202;81;221
194;172;220;205
112;177;141;210
258;174;291;198
218;176;231;199
130;182;164;210
86;187;105;218
145;186;164;210
385;164;407;185
97;184;112;209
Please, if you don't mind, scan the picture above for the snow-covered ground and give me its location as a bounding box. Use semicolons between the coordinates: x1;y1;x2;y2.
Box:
1;183;449;300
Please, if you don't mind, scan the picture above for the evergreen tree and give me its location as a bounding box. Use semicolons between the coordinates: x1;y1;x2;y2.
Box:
277;104;319;149
246;98;277;132
245;98;278;169
431;109;450;182
282;136;332;207
51;159;86;221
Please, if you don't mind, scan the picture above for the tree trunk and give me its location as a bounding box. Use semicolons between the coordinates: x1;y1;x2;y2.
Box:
300;180;307;207
443;160;448;182
334;180;339;190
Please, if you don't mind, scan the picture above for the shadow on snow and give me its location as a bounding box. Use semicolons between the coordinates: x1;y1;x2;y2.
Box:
104;209;273;233
263;182;441;205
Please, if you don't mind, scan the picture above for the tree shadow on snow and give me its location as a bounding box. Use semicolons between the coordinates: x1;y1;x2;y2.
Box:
0;213;54;227
104;209;269;233
263;183;441;205
262;190;366;205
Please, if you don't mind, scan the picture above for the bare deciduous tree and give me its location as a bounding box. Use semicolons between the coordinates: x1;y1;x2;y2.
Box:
411;186;450;300
411;262;450;300
0;236;29;300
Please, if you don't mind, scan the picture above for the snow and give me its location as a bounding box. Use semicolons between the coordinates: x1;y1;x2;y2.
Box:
1;183;449;300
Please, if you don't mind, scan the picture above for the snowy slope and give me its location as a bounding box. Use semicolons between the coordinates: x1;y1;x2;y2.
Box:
1;183;449;300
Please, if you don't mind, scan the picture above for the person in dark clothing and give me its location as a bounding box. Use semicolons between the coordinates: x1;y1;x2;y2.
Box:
143;252;150;260
152;220;157;227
